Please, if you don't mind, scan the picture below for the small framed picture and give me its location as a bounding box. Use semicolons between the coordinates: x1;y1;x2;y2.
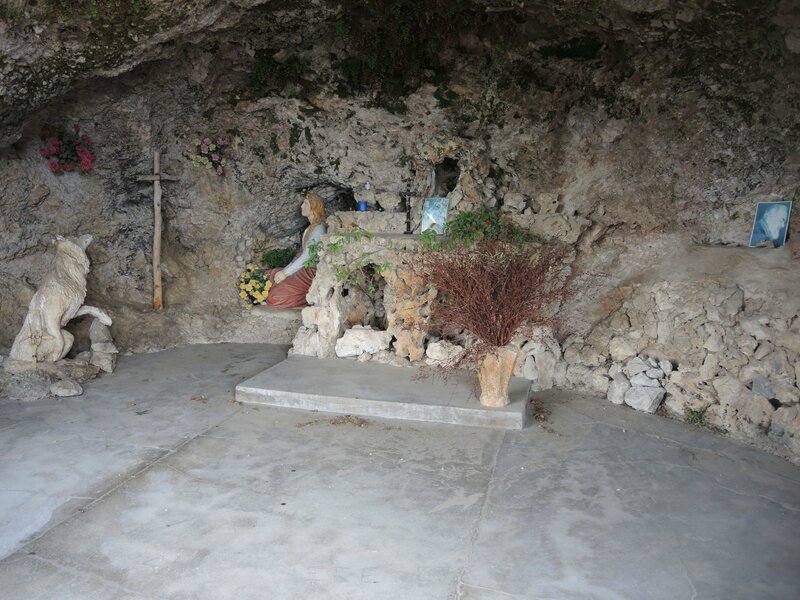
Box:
749;201;792;248
420;197;449;235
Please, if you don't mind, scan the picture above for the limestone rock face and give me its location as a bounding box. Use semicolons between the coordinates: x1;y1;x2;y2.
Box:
0;0;278;147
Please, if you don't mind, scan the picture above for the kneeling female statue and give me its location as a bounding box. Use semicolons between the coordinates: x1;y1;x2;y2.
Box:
267;193;327;308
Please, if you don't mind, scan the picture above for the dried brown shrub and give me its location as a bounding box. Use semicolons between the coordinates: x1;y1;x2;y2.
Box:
420;241;572;351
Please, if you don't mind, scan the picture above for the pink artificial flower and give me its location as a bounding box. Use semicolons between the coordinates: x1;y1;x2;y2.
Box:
217;136;227;146
211;153;220;162
78;145;95;170
48;159;60;173
48;139;60;154
39;147;49;158
203;137;211;145
63;162;75;172
81;134;92;144
200;144;208;153
215;166;224;176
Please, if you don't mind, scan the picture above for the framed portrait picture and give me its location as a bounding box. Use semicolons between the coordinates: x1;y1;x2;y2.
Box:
420;197;449;235
749;201;792;248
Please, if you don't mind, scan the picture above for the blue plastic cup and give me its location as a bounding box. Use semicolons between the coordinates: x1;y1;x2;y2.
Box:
357;200;368;211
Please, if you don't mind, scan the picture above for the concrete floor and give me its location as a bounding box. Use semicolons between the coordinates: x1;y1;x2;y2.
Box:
0;344;799;600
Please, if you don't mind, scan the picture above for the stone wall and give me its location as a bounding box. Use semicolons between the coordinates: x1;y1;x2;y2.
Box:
571;279;800;461
289;237;800;463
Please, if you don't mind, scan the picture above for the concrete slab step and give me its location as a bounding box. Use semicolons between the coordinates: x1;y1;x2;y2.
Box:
223;305;303;344
235;355;531;429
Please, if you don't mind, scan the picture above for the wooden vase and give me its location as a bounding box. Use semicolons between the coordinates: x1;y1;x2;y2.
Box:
477;345;520;408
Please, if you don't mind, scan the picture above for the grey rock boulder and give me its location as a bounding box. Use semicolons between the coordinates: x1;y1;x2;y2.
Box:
89;319;114;344
90;352;117;374
623;357;650;377
607;373;631;405
630;373;662;387
624;386;666;413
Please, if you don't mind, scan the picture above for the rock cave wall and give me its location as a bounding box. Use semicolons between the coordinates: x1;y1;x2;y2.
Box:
1;1;799;456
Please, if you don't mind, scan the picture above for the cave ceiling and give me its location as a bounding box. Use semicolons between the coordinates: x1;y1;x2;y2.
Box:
1;0;797;147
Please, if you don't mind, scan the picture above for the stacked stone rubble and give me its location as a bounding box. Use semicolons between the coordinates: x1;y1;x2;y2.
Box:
89;319;119;374
560;281;800;459
291;234;432;362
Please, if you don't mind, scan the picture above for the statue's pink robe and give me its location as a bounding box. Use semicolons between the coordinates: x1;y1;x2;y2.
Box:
266;267;315;308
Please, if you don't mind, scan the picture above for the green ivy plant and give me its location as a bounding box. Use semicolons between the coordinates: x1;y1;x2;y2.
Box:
303;226;389;295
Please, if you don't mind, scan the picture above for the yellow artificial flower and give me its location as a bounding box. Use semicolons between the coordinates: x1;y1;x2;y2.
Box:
246;263;257;272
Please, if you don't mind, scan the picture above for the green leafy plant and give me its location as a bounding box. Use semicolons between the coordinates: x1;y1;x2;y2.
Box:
304;240;323;269
685;407;709;427
260;247;296;269
440;208;536;248
420;228;441;251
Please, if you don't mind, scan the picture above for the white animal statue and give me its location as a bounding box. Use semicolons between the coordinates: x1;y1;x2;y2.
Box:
9;234;112;363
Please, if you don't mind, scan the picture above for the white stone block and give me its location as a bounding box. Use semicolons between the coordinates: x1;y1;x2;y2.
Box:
425;340;465;364
335;327;392;358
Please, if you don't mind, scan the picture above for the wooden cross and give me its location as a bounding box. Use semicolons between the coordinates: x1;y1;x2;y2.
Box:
137;151;179;311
